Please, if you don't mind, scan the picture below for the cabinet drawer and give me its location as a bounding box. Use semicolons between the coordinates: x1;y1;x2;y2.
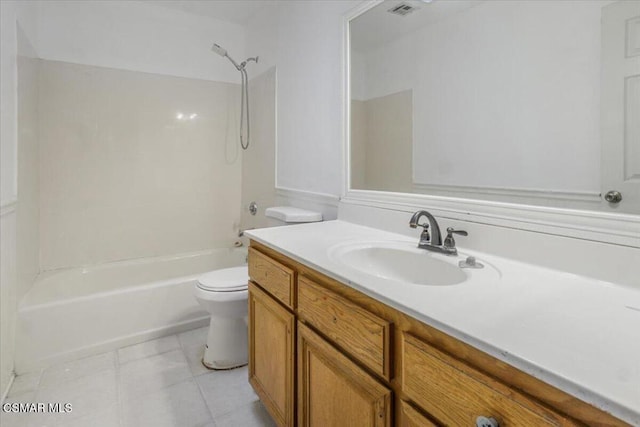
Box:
297;276;391;380
401;334;578;427
248;247;295;309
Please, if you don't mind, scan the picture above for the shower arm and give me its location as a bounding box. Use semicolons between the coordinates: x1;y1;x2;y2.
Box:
226;55;242;71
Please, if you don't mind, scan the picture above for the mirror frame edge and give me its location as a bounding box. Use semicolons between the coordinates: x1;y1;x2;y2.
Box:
341;0;639;248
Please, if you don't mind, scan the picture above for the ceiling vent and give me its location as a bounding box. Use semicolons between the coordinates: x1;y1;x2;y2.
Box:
387;3;418;16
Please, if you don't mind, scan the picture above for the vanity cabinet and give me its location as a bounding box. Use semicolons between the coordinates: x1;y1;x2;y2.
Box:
248;241;628;427
248;247;297;427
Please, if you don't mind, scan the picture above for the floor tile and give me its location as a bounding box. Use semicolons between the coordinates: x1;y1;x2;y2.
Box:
39;352;116;388
0;411;26;427
213;400;275;427
0;411;25;427
0;392;35;427
182;343;212;377
51;408;120;427
195;366;256;418
118;335;180;365
177;326;208;349
118;349;191;400
3;328;265;427
8;371;42;397
27;370;117;426
121;379;211;427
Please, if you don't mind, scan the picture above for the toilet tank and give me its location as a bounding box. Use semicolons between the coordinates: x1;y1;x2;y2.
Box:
264;206;323;227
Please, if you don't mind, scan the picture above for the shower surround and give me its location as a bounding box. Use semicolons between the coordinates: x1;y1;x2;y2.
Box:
38;60;243;270
10;59;279;372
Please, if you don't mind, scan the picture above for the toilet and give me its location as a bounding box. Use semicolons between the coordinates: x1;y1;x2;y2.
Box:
194;206;322;369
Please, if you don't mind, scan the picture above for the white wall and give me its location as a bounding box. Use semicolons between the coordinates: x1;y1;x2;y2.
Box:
358;1;606;194
0;210;17;400
1;0;38;399
1;2;37;204
247;0;360;199
16;28;40;302
36;0;245;84
350;49;367;101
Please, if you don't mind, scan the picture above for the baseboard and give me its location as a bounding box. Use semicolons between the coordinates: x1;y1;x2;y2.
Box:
15;316;209;375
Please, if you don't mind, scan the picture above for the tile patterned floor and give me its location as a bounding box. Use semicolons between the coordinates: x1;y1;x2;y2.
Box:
1;327;276;427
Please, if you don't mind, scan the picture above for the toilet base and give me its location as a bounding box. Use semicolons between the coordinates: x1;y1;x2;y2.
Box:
202;315;248;370
201;358;248;371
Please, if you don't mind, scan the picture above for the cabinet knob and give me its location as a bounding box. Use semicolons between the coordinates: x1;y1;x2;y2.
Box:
476;416;499;427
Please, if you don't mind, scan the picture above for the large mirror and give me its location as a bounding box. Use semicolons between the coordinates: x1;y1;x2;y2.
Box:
349;0;640;213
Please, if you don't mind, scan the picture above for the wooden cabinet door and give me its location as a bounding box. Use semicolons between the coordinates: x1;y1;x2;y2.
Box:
399;400;438;427
248;282;295;427
297;323;392;427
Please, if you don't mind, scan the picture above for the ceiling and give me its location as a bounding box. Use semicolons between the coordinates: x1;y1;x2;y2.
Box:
351;0;481;52
141;0;278;26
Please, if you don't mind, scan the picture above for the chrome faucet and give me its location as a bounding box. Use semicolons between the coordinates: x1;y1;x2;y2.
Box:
409;210;467;255
409;210;442;246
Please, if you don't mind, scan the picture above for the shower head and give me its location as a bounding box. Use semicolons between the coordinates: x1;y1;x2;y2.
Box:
211;42;243;70
211;43;227;57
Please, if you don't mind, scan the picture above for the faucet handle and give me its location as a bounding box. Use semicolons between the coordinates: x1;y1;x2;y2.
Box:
443;227;467;250
446;227;468;237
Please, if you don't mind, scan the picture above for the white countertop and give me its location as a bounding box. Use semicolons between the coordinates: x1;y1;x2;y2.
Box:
246;220;640;426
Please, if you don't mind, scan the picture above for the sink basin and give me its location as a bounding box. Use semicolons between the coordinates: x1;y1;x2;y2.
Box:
328;241;493;286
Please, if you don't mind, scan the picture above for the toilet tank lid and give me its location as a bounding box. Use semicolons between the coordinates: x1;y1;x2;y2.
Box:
265;206;322;223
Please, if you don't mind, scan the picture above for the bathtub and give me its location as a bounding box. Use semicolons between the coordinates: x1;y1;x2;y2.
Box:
14;247;246;373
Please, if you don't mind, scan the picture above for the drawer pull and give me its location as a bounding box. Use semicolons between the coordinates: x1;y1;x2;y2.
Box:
475;416;499;427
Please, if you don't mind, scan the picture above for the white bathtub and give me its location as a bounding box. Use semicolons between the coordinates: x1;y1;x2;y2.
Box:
14;248;246;373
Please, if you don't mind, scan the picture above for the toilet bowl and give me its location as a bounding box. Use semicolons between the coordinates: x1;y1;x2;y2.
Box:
194;266;249;369
194;206;322;370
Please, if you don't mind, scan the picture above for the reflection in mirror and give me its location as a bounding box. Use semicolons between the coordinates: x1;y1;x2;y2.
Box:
350;0;640;213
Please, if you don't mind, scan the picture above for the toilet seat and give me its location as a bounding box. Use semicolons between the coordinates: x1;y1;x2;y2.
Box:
196;266;248;292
